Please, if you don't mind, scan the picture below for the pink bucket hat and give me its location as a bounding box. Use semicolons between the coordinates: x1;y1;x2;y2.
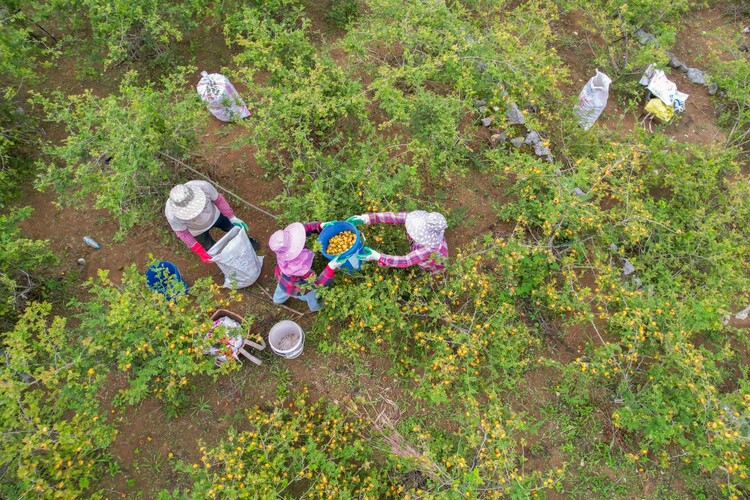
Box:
405;210;447;248
269;222;306;261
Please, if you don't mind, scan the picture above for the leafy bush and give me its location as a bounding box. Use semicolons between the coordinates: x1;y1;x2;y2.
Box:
345;0;567;176
316;237;545;404
0;302;115;498
0;208;56;322
180;394;392;498
325;0;360;28
26;0;210;68
226;3;369;187
33;69;202;239
0;6;51;206
75;266;242;410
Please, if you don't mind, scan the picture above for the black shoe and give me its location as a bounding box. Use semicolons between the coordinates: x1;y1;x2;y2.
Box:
249;237;261;252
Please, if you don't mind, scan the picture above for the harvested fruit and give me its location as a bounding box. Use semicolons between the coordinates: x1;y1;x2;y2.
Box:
327;231;356;255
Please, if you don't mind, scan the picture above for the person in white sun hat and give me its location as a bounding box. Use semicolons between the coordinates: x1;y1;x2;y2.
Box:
165;180;260;263
349;210;448;272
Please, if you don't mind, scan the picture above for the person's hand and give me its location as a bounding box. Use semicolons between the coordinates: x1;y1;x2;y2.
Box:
327;254;349;270
230;216;248;231
357;246;381;262
346;215;368;226
191;242;213;263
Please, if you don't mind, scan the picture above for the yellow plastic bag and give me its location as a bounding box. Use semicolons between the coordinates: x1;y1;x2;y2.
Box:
644;98;674;122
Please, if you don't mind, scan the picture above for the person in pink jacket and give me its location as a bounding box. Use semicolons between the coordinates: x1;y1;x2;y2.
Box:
165;180;260;263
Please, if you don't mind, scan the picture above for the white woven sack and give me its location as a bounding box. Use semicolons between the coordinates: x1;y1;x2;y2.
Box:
638;64;689;112
196;71;251;122
575;69;612;130
208;226;264;289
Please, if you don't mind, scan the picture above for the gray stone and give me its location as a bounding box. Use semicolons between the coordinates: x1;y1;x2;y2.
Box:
506;102;525;125
474;99;487;107
476;61;489;73
686;68;706;85
622;259;635;275
554;168;562;176
609;243;619;252
572;187;585;197
480;117;493;127
510;137;525;148
478;106;487;113
667;52;687;71
490;132;506;145
634;29;657;45
524;130;541;146
707;82;718;95
634;277;642;287
534;143;550;157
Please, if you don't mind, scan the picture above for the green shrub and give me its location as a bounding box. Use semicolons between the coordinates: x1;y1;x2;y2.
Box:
0;302;115;498
33;69;202;239
0;208;56;322
75;265;242;410
180;394;392;498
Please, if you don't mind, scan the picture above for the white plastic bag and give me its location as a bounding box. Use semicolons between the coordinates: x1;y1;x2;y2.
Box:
208;227;264;289
638;64;689;112
575;69;612;130
196;71;251;122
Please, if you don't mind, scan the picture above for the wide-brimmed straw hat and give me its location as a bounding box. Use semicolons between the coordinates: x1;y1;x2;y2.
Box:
405;210;447;248
269;222;307;262
168;184;208;221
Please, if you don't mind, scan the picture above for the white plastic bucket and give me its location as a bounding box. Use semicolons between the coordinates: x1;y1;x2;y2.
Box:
268;320;305;359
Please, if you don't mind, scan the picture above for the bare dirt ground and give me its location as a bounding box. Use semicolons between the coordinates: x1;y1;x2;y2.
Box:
554;8;729;146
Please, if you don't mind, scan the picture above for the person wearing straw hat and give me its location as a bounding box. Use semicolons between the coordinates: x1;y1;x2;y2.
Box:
165;180;260;263
269;221;347;312
349;210;448;272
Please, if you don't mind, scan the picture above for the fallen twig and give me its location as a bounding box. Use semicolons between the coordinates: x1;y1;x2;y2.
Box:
251;284;305;316
159;151;279;220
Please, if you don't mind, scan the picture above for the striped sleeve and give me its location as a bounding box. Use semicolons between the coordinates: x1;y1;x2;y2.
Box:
377;247;433;268
365;212;407;225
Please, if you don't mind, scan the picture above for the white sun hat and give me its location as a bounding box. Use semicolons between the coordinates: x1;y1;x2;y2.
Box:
405;210;447;248
168;184;208;221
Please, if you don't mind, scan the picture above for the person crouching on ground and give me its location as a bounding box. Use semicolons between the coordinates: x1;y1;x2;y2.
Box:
269;221;346;312
350;210;448;272
165;180;260;263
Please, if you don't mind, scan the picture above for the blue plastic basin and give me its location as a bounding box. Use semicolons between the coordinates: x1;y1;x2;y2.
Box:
317;221;364;272
145;261;189;299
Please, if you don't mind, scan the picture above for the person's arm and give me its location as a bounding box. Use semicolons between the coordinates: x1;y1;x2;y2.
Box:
314;265;336;287
377;247;433;268
303;221;323;235
175;229;212;263
213;193;235;219
364;212;407;225
174;229;198;248
314;255;347;286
